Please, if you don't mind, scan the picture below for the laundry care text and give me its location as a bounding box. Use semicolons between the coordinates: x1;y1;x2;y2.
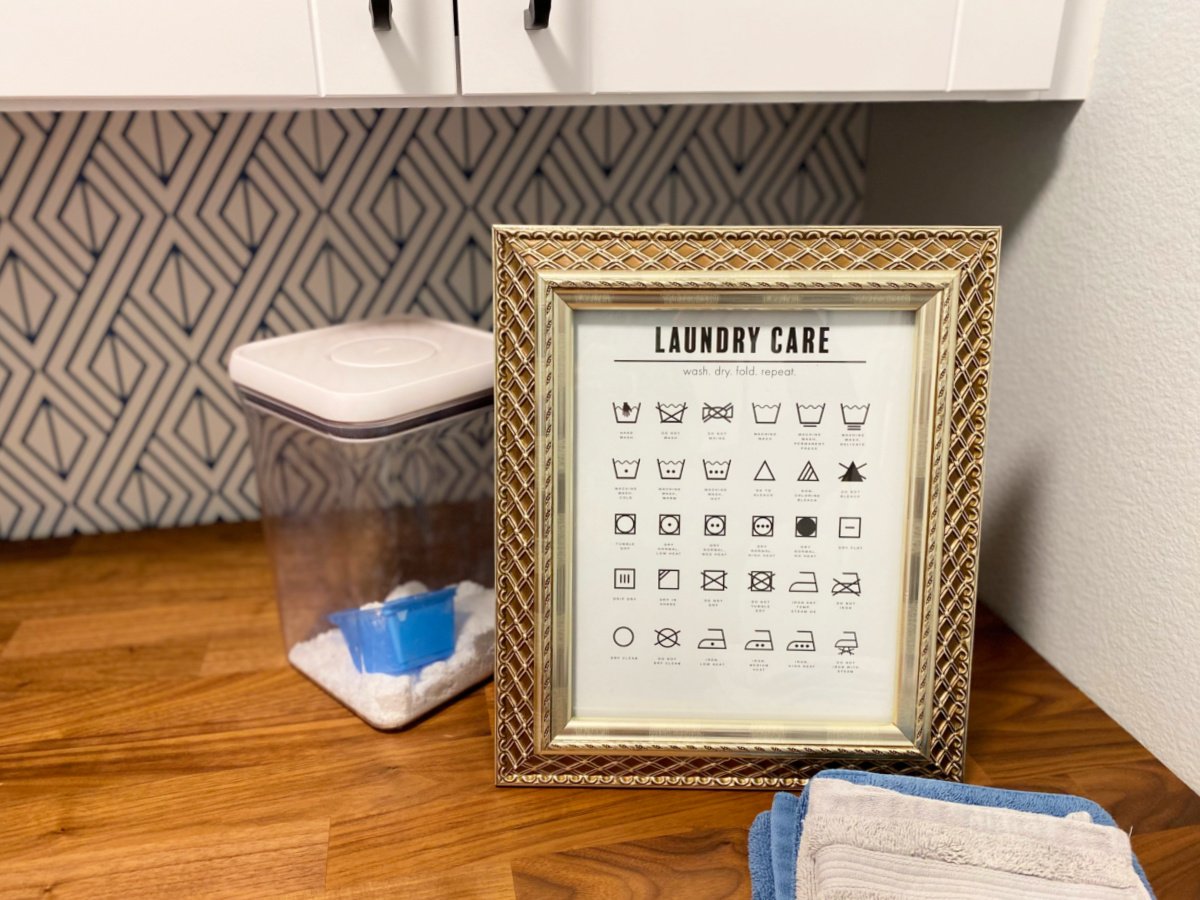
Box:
653;325;831;356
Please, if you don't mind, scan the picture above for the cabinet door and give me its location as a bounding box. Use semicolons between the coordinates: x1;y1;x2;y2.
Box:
950;0;1067;91
590;1;959;95
0;0;317;99
311;0;457;97
458;0;591;95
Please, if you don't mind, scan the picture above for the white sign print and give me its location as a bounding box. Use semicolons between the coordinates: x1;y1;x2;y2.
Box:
570;305;918;727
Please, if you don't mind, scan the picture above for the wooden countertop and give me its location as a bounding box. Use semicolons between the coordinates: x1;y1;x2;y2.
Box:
1;523;1197;898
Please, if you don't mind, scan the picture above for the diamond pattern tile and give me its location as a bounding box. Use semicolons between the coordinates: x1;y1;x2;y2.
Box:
0;105;865;539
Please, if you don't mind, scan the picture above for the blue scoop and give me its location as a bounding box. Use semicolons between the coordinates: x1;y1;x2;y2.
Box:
328;585;457;675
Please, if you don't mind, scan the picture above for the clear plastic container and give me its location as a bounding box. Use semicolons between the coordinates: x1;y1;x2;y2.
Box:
229;316;494;729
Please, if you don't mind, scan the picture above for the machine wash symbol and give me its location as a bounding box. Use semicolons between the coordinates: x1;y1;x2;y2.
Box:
752;403;781;425
841;403;869;430
796;403;825;427
612;459;640;479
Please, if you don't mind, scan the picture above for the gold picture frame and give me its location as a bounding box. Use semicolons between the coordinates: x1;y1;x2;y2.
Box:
493;226;999;789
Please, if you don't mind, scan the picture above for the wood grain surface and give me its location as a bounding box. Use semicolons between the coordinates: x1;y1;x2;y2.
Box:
0;523;1196;898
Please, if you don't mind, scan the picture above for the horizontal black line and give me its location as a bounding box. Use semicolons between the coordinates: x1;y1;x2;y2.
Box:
612;358;867;364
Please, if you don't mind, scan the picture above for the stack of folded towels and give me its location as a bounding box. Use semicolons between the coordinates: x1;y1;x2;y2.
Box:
749;770;1154;899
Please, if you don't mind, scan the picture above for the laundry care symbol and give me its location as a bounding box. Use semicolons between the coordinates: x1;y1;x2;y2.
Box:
839;461;866;482
751;515;774;537
745;630;774;651
796;403;825;427
702;569;727;591
704;514;726;537
659;514;681;536
612;626;635;648
835;631;859;655
613;568;636;589
612;458;640;479
658;569;680;590
656;402;687;424
658;459;685;480
838;517;862;539
752;403;781;425
703;459;731;480
795;516;818;538
789;571;819;593
754;460;775;481
697;628;727;650
613;402;640;424
798;460;819;482
702;402;734;423
614;513;637;535
655;627;681;648
841;403;870;430
749;571;774;592
787;630;816;652
832;572;861;596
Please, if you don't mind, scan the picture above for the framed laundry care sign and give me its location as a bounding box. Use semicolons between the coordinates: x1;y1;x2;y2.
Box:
492;227;999;789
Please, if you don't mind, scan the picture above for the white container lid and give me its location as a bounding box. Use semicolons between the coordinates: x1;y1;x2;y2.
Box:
228;316;493;429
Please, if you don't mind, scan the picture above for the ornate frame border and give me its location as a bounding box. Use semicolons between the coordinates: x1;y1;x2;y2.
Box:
493;227;999;789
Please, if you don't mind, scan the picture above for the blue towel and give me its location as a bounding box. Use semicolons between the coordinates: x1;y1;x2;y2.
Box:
769;791;800;900
748;812;774;900
748;769;1154;899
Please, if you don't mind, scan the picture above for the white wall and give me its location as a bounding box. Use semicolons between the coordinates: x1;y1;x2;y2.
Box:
868;0;1200;791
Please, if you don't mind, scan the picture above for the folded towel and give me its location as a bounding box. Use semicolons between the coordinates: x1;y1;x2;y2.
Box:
747;770;1154;899
812;844;1146;900
796;778;1152;900
770;790;802;900
749;812;774;900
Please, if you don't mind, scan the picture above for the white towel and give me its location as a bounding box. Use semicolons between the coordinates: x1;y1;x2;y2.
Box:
813;844;1146;899
796;777;1150;900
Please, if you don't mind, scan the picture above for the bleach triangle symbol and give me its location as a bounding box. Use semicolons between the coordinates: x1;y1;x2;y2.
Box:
798;460;819;482
754;460;775;482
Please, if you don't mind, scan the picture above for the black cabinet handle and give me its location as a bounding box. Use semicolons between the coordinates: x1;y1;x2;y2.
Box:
370;0;392;31
524;0;550;30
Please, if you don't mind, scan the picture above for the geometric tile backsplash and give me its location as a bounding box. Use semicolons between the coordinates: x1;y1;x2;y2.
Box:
0;104;865;539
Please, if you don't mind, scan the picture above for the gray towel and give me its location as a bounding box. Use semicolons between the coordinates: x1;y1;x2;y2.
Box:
796;778;1150;900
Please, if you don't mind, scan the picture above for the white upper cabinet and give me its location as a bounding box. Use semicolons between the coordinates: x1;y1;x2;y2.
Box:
590;1;960;96
0;0;319;100
311;0;458;97
459;0;1085;101
949;0;1068;91
0;0;1097;105
459;0;591;96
